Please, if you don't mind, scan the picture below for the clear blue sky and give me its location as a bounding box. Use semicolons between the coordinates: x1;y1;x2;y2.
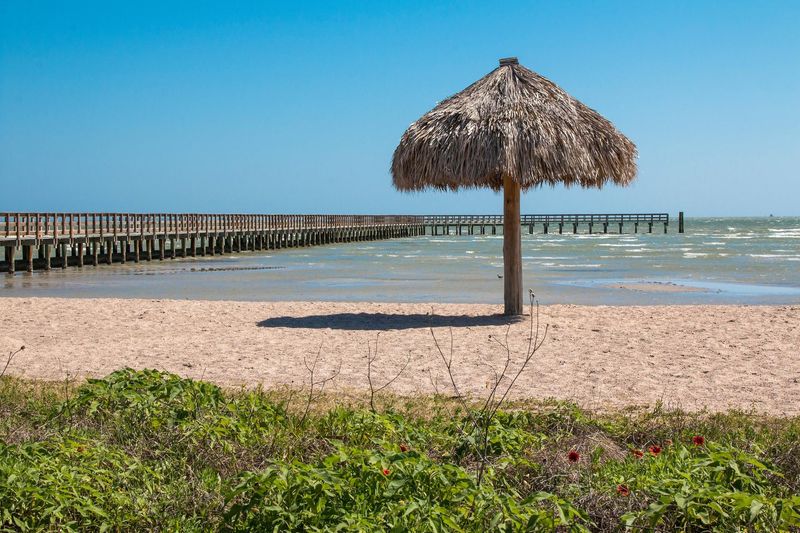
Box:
1;1;798;216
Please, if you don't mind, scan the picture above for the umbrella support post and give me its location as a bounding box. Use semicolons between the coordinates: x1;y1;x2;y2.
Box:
503;176;523;315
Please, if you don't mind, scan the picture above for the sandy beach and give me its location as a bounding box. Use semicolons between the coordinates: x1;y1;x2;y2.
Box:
1;297;798;415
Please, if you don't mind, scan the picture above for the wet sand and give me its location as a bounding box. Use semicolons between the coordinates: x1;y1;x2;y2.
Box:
613;282;709;293
1;298;798;415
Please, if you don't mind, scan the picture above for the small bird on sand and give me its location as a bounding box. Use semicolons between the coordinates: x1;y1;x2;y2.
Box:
497;274;503;278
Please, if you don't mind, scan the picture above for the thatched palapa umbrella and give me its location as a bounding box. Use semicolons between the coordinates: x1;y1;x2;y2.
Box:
392;57;637;315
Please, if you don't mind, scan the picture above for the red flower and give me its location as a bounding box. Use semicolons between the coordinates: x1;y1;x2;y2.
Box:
400;444;409;452
567;450;580;463
648;445;662;456
382;468;390;476
692;435;705;446
616;484;630;497
631;449;644;459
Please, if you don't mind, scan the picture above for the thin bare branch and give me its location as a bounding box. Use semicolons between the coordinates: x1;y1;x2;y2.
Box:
0;346;25;379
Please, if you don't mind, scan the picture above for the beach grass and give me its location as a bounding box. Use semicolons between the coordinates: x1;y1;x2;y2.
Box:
1;369;799;531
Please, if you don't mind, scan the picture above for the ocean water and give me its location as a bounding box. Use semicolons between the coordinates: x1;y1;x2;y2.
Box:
2;217;800;305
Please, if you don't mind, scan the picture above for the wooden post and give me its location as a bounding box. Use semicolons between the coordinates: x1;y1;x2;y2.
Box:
503;175;522;316
678;211;684;234
92;242;99;266
24;245;33;272
77;243;84;267
44;244;51;271
5;246;15;274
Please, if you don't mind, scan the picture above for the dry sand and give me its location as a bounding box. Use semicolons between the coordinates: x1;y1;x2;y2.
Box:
1;297;798;415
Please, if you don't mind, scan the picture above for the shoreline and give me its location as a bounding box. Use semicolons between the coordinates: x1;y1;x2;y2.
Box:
2;297;798;416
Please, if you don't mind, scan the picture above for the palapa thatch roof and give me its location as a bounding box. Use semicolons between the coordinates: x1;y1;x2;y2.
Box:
391;58;637;192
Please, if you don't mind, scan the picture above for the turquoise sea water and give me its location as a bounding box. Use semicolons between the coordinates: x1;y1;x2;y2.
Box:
2;217;800;305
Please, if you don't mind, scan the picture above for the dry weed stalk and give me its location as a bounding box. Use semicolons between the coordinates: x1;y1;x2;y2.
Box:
366;333;411;413
430;290;548;485
0;346;24;379
298;340;341;426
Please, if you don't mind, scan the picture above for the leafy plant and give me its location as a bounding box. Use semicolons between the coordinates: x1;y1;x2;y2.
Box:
1;369;798;531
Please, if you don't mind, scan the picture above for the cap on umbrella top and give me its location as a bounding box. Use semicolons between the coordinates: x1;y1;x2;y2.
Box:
391;57;637;192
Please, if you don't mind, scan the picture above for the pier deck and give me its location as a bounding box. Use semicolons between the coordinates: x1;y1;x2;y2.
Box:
1;212;679;273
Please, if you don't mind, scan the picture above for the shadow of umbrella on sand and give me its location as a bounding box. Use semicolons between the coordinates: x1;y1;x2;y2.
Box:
391;57;638;315
257;312;522;331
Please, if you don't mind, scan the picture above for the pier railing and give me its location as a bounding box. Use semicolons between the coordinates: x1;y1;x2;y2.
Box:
423;213;669;225
1;212;678;244
0;213;423;243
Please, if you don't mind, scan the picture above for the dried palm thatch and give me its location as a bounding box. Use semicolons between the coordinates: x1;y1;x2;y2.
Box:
391;58;637;192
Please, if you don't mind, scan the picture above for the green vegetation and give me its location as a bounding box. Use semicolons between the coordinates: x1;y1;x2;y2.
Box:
1;368;799;531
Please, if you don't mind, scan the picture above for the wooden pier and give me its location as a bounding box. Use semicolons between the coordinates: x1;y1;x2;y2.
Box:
0;214;424;274
1;212;680;274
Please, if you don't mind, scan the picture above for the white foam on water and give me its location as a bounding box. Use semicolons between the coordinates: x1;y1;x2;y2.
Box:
572;234;617;239
684;253;709;258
